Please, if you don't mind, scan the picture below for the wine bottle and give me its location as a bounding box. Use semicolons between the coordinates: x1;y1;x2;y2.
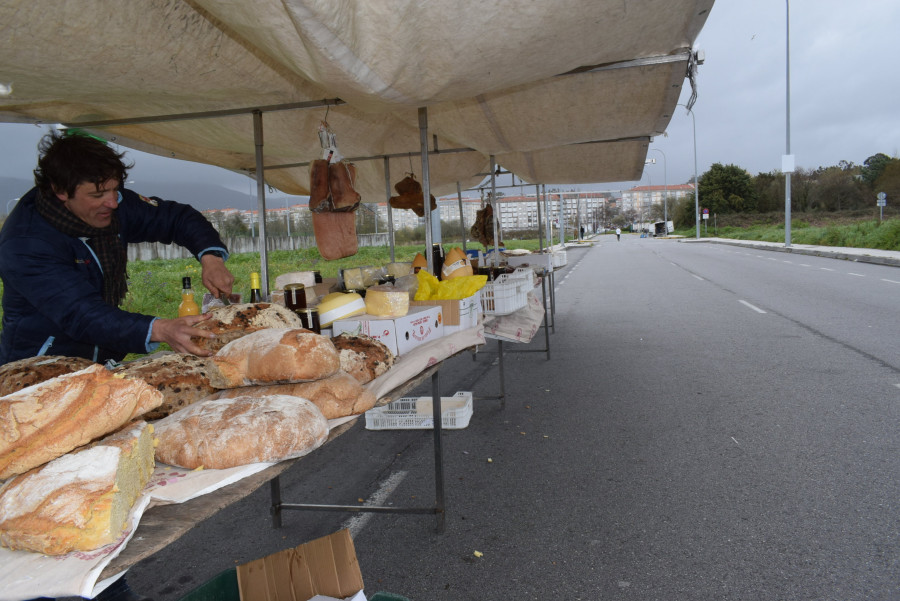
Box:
249;272;263;303
177;276;200;317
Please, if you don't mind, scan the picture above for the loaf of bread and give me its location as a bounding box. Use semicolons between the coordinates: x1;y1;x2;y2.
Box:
330;333;395;384
210;328;340;389
207;371;376;419
191;303;303;353
0;355;96;397
112;353;219;420
0;364;163;480
0;420;156;555
154;395;328;469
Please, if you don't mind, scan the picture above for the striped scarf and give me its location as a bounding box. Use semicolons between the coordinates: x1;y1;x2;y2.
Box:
34;191;128;306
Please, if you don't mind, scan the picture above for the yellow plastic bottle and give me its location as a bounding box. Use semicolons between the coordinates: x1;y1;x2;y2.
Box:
178;276;200;316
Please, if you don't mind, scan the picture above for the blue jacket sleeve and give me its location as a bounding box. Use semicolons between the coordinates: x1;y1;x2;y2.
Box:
0;231;156;358
116;189;227;256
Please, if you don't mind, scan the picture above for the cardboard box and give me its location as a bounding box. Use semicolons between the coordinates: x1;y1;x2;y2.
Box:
332;305;443;356
236;529;365;601
409;291;481;327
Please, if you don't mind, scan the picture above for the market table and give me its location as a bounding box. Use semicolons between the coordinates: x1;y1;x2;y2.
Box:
0;326;485;601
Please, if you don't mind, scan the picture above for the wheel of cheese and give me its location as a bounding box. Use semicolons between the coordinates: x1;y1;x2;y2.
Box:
364;285;410;317
317;292;367;327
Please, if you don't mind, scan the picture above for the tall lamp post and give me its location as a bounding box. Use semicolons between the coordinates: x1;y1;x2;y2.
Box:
650;149;668;230
676;103;700;239
784;0;793;247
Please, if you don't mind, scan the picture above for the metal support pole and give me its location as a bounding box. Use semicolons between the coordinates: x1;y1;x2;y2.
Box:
252;110;270;297
677;103;700;240
384;157;395;262
270;476;282;528
535;185;545;254
430;370;446;532
457;182;467;252
489;155;501;266
419;108;435;273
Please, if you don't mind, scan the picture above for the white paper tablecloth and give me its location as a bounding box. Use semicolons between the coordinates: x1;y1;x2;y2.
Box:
0;325;485;601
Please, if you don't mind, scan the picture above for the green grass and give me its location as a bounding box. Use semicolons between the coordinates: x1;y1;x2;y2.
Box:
671;218;900;251
0;239;545;335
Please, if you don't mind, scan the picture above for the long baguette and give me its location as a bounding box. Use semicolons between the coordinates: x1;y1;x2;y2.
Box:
0;365;163;480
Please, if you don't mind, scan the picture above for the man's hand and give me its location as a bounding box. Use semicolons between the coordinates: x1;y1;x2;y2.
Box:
200;253;235;299
151;314;216;357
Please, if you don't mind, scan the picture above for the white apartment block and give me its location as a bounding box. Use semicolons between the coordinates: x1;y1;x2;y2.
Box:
619;184;695;213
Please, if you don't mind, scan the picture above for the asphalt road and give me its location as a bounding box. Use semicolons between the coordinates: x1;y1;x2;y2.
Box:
125;235;900;601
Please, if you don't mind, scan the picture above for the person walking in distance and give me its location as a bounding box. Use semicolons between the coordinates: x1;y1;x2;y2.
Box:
615;227;621;241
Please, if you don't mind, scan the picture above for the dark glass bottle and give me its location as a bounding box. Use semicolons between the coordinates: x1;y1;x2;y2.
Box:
249;272;263;303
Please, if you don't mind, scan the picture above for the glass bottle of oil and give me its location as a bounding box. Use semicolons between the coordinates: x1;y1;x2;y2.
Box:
177;276;200;317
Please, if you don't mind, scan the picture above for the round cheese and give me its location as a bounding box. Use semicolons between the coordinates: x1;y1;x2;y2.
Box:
318;292;367;327
364;285;410;317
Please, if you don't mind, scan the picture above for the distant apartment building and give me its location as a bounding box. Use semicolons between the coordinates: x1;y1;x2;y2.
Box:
619;184;695;214
202;190;616;234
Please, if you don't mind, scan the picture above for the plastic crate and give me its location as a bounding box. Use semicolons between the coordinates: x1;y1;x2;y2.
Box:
480;274;527;315
365;391;473;430
551;249;568;268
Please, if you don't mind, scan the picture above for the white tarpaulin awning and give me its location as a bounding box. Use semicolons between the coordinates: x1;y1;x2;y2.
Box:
0;0;714;193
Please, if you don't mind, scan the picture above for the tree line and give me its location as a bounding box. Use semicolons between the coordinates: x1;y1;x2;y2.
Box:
671;152;899;227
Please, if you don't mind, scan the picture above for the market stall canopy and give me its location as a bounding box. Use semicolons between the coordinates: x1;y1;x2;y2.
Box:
0;0;714;195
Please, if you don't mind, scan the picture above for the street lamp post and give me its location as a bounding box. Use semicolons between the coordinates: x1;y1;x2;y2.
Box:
676;103;700;239
651;148;668;231
784;0;793;247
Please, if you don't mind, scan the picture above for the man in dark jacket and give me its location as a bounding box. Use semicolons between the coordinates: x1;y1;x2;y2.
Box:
0;130;235;365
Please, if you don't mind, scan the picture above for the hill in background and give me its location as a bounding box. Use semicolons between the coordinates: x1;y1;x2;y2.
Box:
0;176;308;213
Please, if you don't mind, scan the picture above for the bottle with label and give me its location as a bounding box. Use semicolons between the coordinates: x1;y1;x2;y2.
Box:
249;272;263;303
178;276;200;317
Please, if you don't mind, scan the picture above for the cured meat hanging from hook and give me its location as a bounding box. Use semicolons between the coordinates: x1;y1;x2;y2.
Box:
308;159;332;213
471;204;502;248
389;173;436;217
328;161;361;211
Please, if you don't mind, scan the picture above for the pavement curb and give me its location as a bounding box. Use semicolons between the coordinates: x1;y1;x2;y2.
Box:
679;238;900;268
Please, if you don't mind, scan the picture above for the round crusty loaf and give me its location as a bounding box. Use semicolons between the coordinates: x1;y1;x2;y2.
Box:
154;395;329;469
191;303;303;353
210;328;341;389
0;355;96;397
330;333;394;384
113;353;219;420
206;372;376;419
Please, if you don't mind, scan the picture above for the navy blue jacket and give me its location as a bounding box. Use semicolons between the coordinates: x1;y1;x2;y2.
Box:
0;187;227;364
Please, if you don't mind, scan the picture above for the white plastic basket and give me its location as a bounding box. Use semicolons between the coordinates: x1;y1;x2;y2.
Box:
551;249;568;268
365;391;473;430
480;274;527;315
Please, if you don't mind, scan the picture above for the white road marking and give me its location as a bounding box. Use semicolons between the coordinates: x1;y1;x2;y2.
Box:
799;264;811;267
820;267;835;271
342;470;408;537
848;273;865;277
692;274;704;281
739;300;767;314
783;260;793;264
895;383;900;390
768;258;778;261
882;279;900;284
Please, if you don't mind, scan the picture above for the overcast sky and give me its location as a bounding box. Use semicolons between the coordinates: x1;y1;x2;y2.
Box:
1;0;897;203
